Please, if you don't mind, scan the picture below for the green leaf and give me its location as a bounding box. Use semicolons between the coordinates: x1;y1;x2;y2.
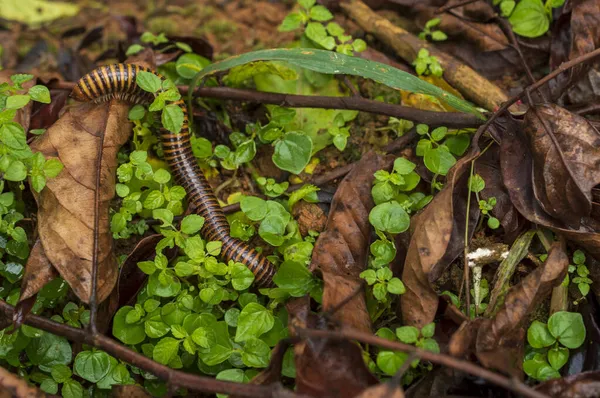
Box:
6;95;30;110
469;174;485;193
273;260;314;296
191;327;216;349
235;303;274;342
369;201;410;234
424;147;456;176
309;5;333;21
112;307;145;345
548;346;569;371
444;134;471;156
126;44;144;56
26;332;72;372
51;364;72;383
387;277;406;294
242;338;271;368
421;323;436;338
162;104;184;134
352;39;367;52
376;350;408;376
431;30;448;41
198;322;233;366
74;350;111;383
279;12;304;32
241;196;268;221
62;379;84;398
40;378;58;394
43;159;63;178
176;53;210;80
190;48;483;118
573;250;586;265
500;0;516;16
430;126;448;141
548;311;586;349
299;0;316;8
153;208;174;227
136;71;162;93
396;326;419;344
153;337;180;365
273;132;313;174
509;0;549;38
28;85;51;103
10;74;34;86
143;190;164;209
0;122;27;150
527;320;556;348
148;270;181;297
230;263;255;290
393;157;416;175
181;214;205;235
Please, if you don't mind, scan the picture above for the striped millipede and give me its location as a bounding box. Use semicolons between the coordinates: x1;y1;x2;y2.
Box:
71;63;276;287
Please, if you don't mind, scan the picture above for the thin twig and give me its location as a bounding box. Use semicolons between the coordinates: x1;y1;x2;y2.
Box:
51;81;484;128
88;127;105;334
436;0;481;14
294;326;548;398
0;301;284;398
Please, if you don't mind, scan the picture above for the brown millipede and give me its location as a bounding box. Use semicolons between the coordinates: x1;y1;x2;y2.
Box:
71;63;276;287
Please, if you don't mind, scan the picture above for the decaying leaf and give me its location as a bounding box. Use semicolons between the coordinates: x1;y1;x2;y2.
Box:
524;104;600;228
111;385;152;398
310;151;393;333
549;0;600;105
535;370;600;398
355;380;405;398
400;151;479;328
287;297;378;397
450;240;568;377
500;113;600;260
29;101;131;303
0;365;44;398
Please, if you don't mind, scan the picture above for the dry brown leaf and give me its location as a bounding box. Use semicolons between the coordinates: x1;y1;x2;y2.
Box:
535;370;600;397
287;297;378;397
0;365;44;398
550;0;600;105
400;152;479;328
29;101;131;303
310;151;393;333
524;104;600;228
500;114;600;260
111;385;152;398
355;381;405;398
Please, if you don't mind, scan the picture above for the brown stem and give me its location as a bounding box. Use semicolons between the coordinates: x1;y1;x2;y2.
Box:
51;81;483;129
294;326;548;398
0;300;284;397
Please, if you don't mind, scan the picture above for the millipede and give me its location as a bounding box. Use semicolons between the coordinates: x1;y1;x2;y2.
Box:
71;63;276;288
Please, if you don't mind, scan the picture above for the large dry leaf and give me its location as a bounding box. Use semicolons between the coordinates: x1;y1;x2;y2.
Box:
535;371;600;397
0;365;44;398
450;241;568;377
400;152;479;327
499;114;600;260
310;151;393;333
29;101;131;303
287;297;378;397
524;104;600;228
549;0;600;105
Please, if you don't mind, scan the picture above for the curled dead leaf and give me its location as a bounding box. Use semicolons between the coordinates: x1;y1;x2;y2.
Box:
400;151;479;328
310;151;393;333
29;101;131;303
287;297;378;397
524;104;600;228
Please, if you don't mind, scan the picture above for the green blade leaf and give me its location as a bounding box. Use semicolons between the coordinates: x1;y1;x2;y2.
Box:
189;48;484;118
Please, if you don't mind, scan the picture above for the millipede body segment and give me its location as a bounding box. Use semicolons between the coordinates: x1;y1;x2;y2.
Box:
71;64;276;287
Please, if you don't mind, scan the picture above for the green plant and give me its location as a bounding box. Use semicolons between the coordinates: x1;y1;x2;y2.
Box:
375;117;414;137
413;49;443;77
508;0;566;38
415;124;471;190
567;250;592;302
494;0;516;16
359;267;405;303
256;177;289;198
279;0;367;55
524;311;586;381
468;174;500;229
126;31;193;56
374;323;439;384
418;18;448;41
